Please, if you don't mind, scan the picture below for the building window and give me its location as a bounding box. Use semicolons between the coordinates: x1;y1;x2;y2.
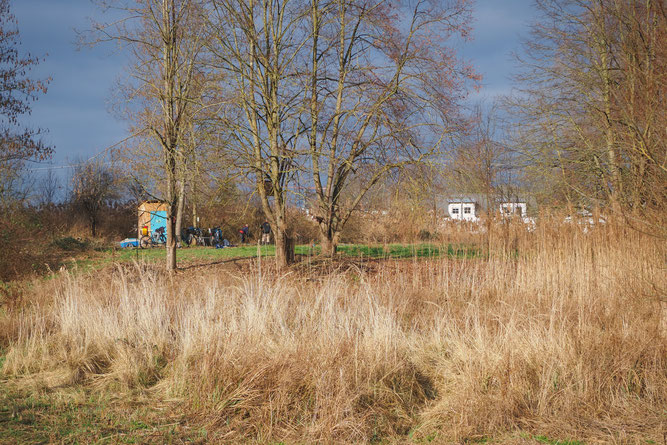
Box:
452;208;459;214
464;207;471;214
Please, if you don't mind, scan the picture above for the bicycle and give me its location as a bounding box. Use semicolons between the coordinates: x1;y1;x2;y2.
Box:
139;226;167;248
181;226;198;246
182;227;217;246
185;227;207;246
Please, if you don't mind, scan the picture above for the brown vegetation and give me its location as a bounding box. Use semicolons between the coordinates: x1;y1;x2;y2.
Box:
1;220;665;443
0;202;135;282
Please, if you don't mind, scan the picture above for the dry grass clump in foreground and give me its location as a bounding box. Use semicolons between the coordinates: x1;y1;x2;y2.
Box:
2;222;666;443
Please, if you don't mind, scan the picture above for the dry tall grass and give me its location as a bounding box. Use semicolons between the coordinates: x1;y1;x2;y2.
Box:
2;220;666;443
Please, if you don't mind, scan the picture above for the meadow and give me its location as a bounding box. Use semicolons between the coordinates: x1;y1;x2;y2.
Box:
71;242;481;269
0;220;665;444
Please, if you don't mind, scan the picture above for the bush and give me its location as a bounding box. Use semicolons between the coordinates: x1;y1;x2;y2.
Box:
51;237;89;252
0;206;52;282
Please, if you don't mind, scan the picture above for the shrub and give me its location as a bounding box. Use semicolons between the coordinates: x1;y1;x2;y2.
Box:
51;237;89;252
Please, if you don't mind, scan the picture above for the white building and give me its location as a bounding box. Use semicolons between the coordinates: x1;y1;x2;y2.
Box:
447;200;479;221
499;202;527;218
444;193;535;224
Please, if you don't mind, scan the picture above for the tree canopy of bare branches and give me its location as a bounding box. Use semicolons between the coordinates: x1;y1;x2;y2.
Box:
0;0;51;201
206;0;478;262
509;0;666;227
70;160;120;237
303;0;478;255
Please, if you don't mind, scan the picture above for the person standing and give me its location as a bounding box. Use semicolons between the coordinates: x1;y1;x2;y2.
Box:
239;223;250;244
261;221;271;245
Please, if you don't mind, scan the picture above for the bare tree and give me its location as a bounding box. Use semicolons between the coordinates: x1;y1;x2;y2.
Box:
0;0;52;201
70;160;119;237
605;0;666;220
87;0;208;270
36;168;60;207
301;0;477;256
207;0;478;261
509;0;666;224
206;0;309;268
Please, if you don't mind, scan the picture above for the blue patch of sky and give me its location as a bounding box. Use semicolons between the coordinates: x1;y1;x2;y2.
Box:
462;0;535;104
13;0;128;186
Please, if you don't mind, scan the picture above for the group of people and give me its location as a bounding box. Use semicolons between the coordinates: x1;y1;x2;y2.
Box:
239;221;272;245
178;221;272;247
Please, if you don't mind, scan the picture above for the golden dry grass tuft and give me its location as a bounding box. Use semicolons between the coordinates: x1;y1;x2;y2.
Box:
1;220;666;443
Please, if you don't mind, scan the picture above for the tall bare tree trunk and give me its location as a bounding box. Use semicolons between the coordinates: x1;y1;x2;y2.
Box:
320;230;339;257
166;156;178;271
163;0;178;272
175;178;185;246
166;209;177;270
599;40;621;211
274;221;294;268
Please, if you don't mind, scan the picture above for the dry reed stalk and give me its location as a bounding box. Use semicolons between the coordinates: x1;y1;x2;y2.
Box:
1;220;665;443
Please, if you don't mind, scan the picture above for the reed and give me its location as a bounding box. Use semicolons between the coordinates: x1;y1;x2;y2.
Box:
2;219;665;443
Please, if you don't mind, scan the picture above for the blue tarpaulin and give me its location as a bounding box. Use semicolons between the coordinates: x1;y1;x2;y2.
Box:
120;238;139;248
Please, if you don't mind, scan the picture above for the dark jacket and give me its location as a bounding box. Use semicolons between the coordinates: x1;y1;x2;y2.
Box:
261;222;271;234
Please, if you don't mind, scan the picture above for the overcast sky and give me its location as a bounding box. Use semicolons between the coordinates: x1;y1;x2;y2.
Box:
13;0;536;178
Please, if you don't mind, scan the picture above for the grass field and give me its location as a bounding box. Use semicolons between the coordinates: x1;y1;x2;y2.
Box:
0;385;209;444
70;242;482;272
1;222;665;443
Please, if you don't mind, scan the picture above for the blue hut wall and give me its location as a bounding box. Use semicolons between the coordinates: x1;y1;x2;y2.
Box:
150;210;168;234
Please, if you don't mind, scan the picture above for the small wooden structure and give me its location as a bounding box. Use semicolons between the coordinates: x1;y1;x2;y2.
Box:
138;201;169;237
